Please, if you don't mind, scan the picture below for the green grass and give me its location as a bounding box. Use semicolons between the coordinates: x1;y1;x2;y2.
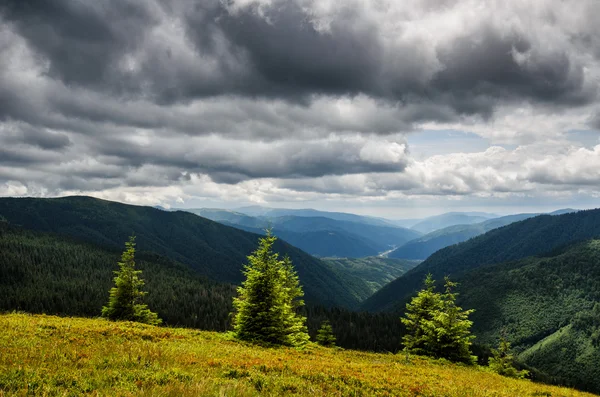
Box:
0;313;595;396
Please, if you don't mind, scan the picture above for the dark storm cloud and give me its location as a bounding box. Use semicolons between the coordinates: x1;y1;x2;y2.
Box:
0;0;157;96
88;136;409;184
3;0;596;114
1;0;600;200
1;124;71;150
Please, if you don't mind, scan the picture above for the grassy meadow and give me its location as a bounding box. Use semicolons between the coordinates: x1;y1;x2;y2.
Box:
0;313;595;397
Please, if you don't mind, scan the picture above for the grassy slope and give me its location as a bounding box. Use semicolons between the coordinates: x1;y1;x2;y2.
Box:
0;314;594;397
0;196;358;309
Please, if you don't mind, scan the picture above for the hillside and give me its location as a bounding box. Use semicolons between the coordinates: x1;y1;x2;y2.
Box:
0;314;593;397
0;196;358;309
322;257;421;295
363;208;600;312
455;240;600;393
0;223;235;330
389;213;539;260
0;222;407;351
409;212;497;234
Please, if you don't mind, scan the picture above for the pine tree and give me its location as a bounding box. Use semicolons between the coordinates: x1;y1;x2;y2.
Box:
232;231;308;347
401;274;443;356
316;320;337;347
101;235;161;325
431;277;476;364
401;275;476;364
488;333;529;378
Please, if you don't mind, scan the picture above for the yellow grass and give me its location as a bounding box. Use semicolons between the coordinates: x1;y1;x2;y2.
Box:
0;313;595;397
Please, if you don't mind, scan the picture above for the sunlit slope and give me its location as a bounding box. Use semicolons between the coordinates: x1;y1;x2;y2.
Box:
0;314;595;397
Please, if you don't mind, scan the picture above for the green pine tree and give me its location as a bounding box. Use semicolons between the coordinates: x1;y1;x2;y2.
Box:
101;235;161;325
232;231;309;347
401;275;476;364
316;320;337;347
401;274;443;356
488;333;529;378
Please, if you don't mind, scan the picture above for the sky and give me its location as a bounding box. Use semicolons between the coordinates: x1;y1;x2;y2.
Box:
1;0;599;218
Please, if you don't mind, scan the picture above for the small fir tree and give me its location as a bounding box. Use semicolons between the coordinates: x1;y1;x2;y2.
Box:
232;230;308;347
316;320;337;347
488;333;529;379
101;235;161;325
401;275;476;364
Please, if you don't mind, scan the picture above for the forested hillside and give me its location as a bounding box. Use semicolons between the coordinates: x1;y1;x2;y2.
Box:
389;213;538;260
0;223;235;330
363;209;600;312
322;257;420;296
0;196;358;308
0;223;405;351
458;240;600;393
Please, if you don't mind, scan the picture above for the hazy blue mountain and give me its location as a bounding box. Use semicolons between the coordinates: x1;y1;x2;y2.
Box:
180;209;421;258
409;212;498;234
389;213;540;260
234;206;399;227
549;208;579;215
182;208;266;229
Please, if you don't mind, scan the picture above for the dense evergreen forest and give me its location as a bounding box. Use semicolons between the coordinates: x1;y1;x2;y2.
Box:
458;240;600;392
0;196;362;309
0;223;405;352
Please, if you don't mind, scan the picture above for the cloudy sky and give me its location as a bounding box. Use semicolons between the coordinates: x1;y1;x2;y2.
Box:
1;0;599;217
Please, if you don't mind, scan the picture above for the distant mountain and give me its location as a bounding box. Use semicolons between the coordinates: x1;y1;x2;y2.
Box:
384;218;423;228
233;206;398;228
549;208;579;215
182;208;265;229
389;213;539;260
0;196;360;309
363;208;600;312
409;212;498;234
181;209;421;258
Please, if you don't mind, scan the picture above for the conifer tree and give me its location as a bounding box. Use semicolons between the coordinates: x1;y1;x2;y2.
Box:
401;275;476;364
101;235;161;325
488;333;529;378
232;231;308;347
401;274;443;355
316;320;337;347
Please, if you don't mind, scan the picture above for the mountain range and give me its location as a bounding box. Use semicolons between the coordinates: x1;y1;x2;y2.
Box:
182;208;421;257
